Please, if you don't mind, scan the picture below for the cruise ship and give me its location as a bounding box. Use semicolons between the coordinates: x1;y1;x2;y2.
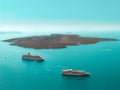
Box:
22;53;44;61
62;68;90;76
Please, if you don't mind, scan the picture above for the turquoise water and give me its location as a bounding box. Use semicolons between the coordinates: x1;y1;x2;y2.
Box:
0;31;120;90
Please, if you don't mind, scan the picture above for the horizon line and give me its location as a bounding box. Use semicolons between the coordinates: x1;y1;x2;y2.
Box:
0;21;120;32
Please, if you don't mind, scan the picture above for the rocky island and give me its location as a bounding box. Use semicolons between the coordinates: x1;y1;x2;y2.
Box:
3;34;118;49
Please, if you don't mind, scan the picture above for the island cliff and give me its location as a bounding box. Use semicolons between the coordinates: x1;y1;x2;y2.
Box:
3;34;118;49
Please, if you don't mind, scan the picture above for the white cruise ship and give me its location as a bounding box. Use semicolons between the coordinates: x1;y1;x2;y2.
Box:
62;68;90;76
22;53;44;61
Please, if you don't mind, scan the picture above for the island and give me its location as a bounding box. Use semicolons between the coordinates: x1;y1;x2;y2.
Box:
3;34;118;49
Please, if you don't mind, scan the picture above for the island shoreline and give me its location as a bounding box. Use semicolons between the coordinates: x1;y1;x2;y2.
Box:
3;34;118;49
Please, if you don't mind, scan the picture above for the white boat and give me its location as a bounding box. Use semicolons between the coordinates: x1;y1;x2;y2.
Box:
22;53;44;61
62;68;90;76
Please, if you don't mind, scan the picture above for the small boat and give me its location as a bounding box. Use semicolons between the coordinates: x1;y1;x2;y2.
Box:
62;68;90;76
22;53;44;61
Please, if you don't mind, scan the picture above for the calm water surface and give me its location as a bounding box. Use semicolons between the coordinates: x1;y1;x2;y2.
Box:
0;31;120;90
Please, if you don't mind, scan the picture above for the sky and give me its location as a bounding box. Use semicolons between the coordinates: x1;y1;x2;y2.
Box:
0;0;120;32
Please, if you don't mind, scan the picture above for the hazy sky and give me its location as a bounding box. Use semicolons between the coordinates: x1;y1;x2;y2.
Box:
0;0;120;32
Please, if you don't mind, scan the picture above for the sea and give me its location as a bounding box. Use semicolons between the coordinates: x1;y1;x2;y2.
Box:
0;31;120;90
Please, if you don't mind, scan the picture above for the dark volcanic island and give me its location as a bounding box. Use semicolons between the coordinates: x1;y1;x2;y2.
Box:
3;34;118;49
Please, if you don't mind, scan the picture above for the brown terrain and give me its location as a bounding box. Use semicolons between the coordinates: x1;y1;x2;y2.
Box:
3;34;118;49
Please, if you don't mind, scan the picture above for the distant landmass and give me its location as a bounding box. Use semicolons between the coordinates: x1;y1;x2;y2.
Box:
3;34;118;49
0;31;21;34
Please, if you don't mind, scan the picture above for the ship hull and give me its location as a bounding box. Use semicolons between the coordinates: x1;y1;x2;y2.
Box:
22;57;44;61
62;73;90;76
